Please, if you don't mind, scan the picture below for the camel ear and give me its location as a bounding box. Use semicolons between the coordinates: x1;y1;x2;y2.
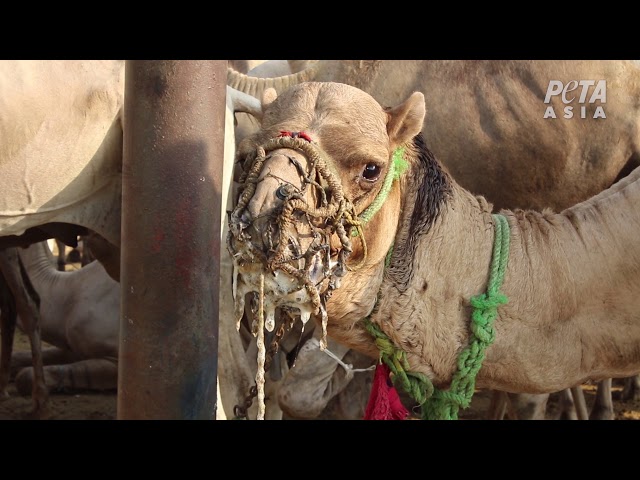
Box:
386;92;426;146
262;87;278;112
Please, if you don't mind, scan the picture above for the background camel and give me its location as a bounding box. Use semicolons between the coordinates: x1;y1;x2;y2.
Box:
228;60;640;211
8;241;119;394
0;60;264;418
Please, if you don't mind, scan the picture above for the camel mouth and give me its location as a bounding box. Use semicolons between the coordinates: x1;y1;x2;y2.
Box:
230;251;337;327
228;222;344;324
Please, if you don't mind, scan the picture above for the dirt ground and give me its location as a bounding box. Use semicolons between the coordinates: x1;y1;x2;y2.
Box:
1;325;639;420
2;374;639;421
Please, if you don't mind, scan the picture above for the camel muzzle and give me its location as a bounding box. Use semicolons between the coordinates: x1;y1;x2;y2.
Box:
227;134;362;339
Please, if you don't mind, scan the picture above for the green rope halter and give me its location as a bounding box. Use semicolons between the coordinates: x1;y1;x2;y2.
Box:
352;147;408;236
364;213;511;420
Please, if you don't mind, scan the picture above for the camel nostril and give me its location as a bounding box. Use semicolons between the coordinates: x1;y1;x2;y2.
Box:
276;184;295;200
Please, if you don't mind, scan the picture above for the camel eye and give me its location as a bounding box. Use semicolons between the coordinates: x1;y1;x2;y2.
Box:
362;163;381;181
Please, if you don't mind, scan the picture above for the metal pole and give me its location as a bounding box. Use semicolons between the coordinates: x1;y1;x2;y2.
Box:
118;60;225;419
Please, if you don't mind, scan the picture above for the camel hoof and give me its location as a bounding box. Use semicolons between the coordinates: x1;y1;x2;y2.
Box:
589;408;615;420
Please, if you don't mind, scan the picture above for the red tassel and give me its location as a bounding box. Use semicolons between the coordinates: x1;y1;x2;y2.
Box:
363;363;409;420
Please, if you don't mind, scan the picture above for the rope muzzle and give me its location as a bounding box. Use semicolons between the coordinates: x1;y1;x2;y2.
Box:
228;133;407;323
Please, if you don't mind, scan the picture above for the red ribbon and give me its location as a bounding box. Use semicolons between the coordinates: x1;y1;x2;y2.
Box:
363;363;409;420
278;130;313;143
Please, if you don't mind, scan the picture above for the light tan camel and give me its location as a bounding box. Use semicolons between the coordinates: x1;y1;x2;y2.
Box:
2;241;120;408
227;82;640;418
229;59;640;419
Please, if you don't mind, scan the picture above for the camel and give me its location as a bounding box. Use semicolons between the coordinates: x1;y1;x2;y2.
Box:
2;241;236;420
227;82;640;419
230;61;315;145
7;241;119;393
228;60;640;419
275;326;375;419
222;61;378;420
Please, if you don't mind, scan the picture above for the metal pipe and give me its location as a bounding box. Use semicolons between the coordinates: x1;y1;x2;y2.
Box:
118;60;225;419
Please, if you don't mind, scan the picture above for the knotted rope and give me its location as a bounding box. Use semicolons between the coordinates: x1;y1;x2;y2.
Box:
365;213;511;420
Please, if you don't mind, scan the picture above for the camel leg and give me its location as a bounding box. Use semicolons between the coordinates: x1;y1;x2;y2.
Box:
486;390;509;420
570;385;590;420
15;358;118;394
0;271;17;399
621;374;640;402
555;388;579;420
590;378;615;420
487;392;549;420
11;347;85;378
0;248;49;419
314;348;375;420
84;233;120;282
55;239;66;271
79;235;95;266
277;331;366;420
504;395;520;420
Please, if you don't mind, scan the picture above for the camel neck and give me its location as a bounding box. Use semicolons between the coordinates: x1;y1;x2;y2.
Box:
374;182;497;386
19;243;64;288
373;164;640;393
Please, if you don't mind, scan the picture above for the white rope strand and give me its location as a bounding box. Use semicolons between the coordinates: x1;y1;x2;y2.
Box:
322;347;376;379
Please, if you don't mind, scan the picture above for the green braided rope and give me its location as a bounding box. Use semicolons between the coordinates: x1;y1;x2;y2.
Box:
352;147;408;236
365;320;435;404
364;213;511;420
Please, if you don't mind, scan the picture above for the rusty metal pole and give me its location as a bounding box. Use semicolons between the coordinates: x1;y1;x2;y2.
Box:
118;60;225;419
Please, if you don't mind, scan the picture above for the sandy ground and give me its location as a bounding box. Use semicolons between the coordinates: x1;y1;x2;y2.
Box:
2;376;639;421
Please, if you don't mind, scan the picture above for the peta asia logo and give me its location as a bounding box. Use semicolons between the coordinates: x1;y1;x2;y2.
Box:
543;80;607;119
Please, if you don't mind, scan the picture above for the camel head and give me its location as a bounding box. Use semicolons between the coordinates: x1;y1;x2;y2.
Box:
227;82;425;344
